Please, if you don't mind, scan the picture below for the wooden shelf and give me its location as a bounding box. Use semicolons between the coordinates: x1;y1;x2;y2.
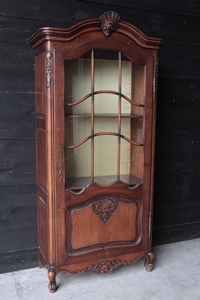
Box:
65;113;143;119
66;174;142;191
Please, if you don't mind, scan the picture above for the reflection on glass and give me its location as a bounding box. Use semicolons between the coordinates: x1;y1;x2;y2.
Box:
66;141;91;189
65;50;145;190
65;58;91;106
65;116;91;148
94;135;118;184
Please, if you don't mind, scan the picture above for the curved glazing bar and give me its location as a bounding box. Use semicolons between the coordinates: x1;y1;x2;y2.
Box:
66;132;143;149
65;90;145;108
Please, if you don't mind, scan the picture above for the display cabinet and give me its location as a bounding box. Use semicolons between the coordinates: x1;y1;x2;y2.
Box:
29;11;163;292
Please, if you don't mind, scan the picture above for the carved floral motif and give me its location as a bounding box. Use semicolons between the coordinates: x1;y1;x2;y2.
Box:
100;11;120;37
92;197;118;223
76;251;155;275
77;260;130;275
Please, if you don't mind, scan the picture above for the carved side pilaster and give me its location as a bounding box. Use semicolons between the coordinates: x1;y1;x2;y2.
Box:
100;11;120;37
46;51;52;88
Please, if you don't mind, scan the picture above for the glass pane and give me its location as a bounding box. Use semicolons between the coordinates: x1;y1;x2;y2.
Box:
94;58;118;91
120;138;130;175
129;118;144;180
121;60;132;114
121;118;130;138
65;116;91;147
65;140;91;189
65;58;91;106
94;94;118;115
130;118;143;144
94;117;118;134
130;144;143;181
131;64;145;116
94;135;117;184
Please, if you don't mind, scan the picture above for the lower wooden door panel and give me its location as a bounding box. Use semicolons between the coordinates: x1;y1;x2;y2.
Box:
53;182;152;274
67;194;142;253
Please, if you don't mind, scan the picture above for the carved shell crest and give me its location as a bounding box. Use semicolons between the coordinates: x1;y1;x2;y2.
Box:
92;197;118;223
100;11;120;37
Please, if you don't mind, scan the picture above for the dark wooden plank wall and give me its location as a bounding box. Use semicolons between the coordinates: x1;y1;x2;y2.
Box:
0;0;199;273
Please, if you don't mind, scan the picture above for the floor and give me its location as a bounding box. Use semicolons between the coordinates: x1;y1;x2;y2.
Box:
1;238;200;300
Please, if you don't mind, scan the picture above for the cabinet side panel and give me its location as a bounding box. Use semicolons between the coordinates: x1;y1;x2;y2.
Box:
36;129;46;190
35;52;46;115
37;189;48;262
36;127;47;264
34;50;48;266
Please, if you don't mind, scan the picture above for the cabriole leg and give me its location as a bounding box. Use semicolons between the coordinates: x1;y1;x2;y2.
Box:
144;251;154;272
48;269;57;293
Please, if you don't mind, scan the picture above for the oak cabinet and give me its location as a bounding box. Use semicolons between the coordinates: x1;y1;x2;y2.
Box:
29;11;163;292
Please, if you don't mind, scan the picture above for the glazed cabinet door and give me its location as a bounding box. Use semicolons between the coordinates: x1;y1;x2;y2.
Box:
54;47;155;273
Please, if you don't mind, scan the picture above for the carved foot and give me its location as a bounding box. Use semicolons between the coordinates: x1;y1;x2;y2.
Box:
48;282;57;293
144;251;154;272
48;270;57;293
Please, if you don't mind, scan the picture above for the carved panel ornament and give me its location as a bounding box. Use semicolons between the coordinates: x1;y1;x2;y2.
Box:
100;11;120;37
58;145;63;183
46;51;52;88
92;197;118;223
153;59;158;103
77;259;130;275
